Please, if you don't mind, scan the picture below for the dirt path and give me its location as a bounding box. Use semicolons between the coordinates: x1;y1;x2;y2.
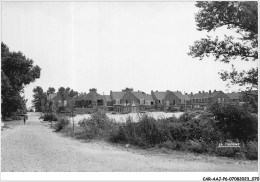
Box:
1;112;257;172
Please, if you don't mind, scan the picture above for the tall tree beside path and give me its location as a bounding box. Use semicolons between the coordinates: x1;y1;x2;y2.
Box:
188;1;258;90
32;86;47;112
1;42;41;119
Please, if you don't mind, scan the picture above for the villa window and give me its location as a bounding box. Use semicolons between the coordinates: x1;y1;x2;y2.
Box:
132;100;136;106
166;100;170;106
140;99;145;104
158;100;161;104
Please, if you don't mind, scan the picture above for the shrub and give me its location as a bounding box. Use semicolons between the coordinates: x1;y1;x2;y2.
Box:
186;140;206;153
54;108;257;160
245;141;258;160
54;116;70;132
209;101;258;142
43;113;58;122
109;115;168;147
179;112;197;122
160;140;181;150
78;111;118;139
215;146;244;158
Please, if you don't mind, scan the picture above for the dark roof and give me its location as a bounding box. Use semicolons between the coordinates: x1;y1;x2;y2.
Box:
226;92;241;100
173;92;190;101
131;91;155;101
143;94;154;101
189;91;222;99
111;91;125;100
131;91;146;100
152;91;167;100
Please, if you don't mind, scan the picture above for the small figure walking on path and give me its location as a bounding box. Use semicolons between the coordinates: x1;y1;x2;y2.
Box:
23;115;26;125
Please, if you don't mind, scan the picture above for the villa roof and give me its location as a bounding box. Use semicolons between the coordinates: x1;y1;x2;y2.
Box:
226;92;241;100
111;91;125;100
173;91;190;101
152;91;167;100
143;94;154;101
189;90;222;99
131;91;146;100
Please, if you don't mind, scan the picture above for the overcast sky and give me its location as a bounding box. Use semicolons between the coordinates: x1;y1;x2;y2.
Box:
2;2;257;108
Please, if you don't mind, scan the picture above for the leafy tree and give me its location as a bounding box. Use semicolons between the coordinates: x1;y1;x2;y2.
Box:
188;2;258;89
122;87;133;92
32;86;47;112
47;87;55;95
1;43;41;118
58;87;65;94
69;89;78;97
65;87;71;92
57;87;72;112
209;101;257;143
241;90;258;113
89;88;97;92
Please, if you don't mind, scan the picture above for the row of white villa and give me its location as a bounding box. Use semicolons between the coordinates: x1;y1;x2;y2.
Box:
47;89;231;113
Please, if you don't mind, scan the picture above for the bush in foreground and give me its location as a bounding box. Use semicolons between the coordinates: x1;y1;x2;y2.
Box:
42;113;58;122
77;111;118;139
55;110;257;160
245;141;258;160
54;116;70;132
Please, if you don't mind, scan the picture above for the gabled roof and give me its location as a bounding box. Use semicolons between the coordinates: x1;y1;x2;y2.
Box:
173;92;191;101
131;91;146;100
85;92;103;100
152;91;167;100
111;91;125;100
210;91;222;98
131;91;155;101
143;94;154;101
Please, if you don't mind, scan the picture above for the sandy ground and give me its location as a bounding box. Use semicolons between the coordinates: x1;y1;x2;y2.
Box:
1;112;257;172
71;111;184;123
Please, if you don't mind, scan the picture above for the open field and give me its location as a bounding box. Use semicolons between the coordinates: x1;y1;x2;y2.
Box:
70;111;184;123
